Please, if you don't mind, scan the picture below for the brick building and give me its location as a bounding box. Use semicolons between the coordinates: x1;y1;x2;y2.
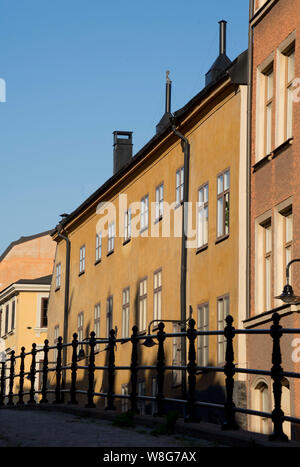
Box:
245;0;300;439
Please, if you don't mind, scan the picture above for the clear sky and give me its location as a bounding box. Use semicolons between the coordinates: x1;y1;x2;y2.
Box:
0;0;249;254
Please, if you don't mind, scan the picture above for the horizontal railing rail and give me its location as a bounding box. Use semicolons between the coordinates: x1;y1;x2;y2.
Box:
0;312;299;442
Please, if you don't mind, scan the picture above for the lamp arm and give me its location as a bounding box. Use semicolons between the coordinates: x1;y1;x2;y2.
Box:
286;259;300;285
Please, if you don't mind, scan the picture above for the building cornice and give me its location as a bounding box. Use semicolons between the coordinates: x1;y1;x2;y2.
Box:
250;0;279;28
0;283;51;305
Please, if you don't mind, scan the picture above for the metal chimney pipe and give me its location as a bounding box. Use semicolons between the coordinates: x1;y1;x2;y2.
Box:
219;20;227;55
165;70;172;114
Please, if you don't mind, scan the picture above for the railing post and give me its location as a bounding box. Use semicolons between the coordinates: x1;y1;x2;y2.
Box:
54;337;63;404
40;339;49;404
269;312;288;441
28;343;37;404
222;315;238;430
17;347;26;405
106;328;116;411
7;351;15;406
86;331;96;408
155;322;165;417
130;325;139;414
0;361;6;406
185;318;198;422
69;333;78;405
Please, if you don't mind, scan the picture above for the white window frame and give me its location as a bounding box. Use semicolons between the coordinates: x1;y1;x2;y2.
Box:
197;183;209;248
140;195;149;231
176;167;184;205
124;208;131;242
95;233;102;263
217;295;229;364
197;303;209;366
79;245;86;274
153;269;162;322
94;303;100;350
155;183;164;220
55;263;61;289
138;278;147;331
108;222;115;253
122;287;130;339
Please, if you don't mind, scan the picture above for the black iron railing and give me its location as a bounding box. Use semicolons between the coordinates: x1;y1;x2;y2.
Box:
1;312;300;442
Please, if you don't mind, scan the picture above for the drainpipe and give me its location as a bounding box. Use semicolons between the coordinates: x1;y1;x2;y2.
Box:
246;0;254;320
56;223;71;394
170;115;190;400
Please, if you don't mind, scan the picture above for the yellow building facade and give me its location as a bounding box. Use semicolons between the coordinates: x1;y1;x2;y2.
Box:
0;275;51;401
47;45;248;418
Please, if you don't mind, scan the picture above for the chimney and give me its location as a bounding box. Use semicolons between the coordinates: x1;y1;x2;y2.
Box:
205;20;232;86
113;131;133;174
156;70;172;134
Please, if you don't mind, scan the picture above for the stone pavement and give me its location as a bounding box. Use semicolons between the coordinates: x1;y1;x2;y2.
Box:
0;409;224;447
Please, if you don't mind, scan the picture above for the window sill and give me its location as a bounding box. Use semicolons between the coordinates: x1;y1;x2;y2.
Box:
154;215;163;224
196;244;208;255
123;238;131;246
107;250;114;257
253;137;293;173
34;327;48;333
215;234;229;245
94;259;101;266
78;271;85;277
140;226;148;234
137;330;146;336
55;287;61;292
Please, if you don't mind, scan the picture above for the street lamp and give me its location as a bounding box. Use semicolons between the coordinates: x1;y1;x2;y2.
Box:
142;310;193;348
275;259;300;304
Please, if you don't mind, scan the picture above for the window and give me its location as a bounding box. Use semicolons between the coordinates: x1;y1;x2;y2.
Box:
254;382;270;435
108;222;115;254
78;312;84;351
151;377;158;415
138;379;146;415
94;303;100;350
283;209;293;278
10;301;15;331
197;184;209;248
124;208;131;242
140;195;149;231
54;325;59;363
172;323;182;385
153;270;162;322
176;167;184;205
217;170;230;238
40;298;48;328
106;296;113;337
79;245;86;274
121;384;129;413
217;295;229;363
262;220;272;311
197;303;209;366
138;278;147;331
5;305;9;335
264;65;274;155
55;263;61;289
95;233;102;263
155;183;164;220
122;287;130;339
284;45;295;140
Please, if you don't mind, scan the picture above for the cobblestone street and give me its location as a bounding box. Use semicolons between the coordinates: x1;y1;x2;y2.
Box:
0;409;223;447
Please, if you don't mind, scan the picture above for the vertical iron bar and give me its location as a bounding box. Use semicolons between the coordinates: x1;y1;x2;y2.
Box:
17;347;26;405
155;322;165;417
130;325;139;414
185;319;198;422
86;331;96;408
28;343;37;404
69;333;78;405
0;362;5;406
40;339;49;404
7;351;15;406
106;328;116;410
222;315;238;430
269;312;288;441
54;337;63;404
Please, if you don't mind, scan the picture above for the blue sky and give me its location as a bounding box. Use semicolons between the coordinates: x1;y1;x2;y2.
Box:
0;0;249;254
